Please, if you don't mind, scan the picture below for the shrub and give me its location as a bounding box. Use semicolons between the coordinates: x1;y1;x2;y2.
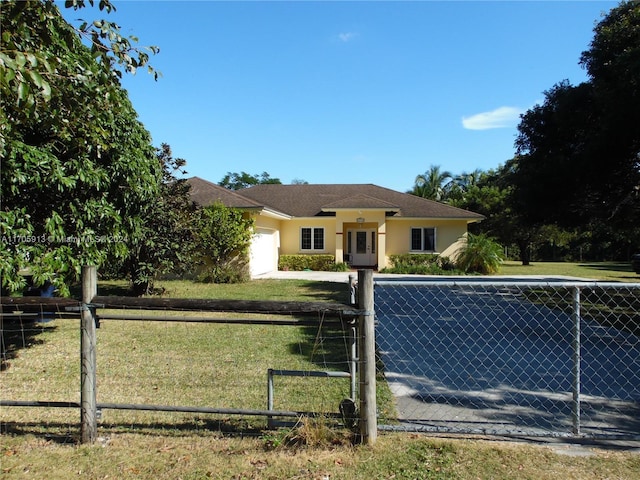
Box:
197;254;250;284
195;202;253;283
380;254;464;275
381;254;442;274
387;253;439;269
456;233;504;274
329;262;351;272
278;255;337;271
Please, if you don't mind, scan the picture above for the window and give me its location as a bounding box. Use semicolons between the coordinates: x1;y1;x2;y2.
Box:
411;227;435;252
301;227;324;251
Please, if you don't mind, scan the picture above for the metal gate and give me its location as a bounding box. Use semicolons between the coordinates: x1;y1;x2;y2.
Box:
374;279;640;439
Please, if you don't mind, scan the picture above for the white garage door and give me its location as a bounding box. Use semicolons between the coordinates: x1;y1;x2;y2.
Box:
249;228;278;276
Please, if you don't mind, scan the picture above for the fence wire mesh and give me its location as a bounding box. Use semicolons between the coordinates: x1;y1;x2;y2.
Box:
94;311;355;429
1;313;81;437
374;280;640;439
1;304;356;437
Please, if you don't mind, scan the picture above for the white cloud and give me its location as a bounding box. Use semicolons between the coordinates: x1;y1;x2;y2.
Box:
338;32;358;42
462;106;523;130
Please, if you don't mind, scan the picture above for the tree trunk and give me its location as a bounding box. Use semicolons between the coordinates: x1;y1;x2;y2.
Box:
518;239;531;265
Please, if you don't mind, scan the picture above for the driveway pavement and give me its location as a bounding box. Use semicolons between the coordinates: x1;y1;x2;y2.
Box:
253;270;595;283
253;270;355;282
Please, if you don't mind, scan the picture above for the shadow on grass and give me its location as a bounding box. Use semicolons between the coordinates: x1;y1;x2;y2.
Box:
295;280;351;304
0;319;57;372
69;281;133;298
0;418;267;444
578;262;634;273
288;324;352;371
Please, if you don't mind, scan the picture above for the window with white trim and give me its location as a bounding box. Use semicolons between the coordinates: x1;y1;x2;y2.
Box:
411;227;436;252
301;227;324;251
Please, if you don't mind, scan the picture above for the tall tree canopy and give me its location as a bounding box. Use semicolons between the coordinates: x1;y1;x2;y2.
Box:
512;1;640;239
1;0;161;294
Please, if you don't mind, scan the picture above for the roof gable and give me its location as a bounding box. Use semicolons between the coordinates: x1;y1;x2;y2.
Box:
321;194;400;211
187;176;263;209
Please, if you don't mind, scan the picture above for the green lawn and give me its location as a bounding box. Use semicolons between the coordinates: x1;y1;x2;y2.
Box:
2;270;639;479
499;260;640;282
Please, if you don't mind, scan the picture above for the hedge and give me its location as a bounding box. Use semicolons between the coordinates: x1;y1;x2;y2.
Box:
279;254;343;271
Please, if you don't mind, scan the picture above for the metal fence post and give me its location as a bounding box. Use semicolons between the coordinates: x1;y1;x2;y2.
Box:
81;265;98;444
348;274;357;305
572;286;581;436
358;269;377;445
350;324;358;401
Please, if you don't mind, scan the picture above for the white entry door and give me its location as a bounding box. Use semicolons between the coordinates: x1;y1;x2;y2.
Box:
348;229;376;266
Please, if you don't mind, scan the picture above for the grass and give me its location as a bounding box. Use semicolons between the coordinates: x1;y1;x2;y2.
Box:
96;278;349;302
501;261;640;335
2;271;639;478
499;260;640;282
1;431;639;479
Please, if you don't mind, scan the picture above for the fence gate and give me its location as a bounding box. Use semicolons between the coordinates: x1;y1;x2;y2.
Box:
374;279;640;439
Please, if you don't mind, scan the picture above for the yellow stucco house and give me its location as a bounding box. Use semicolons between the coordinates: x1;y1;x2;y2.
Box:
188;177;484;277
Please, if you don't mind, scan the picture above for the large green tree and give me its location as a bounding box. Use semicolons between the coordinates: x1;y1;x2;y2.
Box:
452;162;536;265
511;1;640;257
1;0;161;295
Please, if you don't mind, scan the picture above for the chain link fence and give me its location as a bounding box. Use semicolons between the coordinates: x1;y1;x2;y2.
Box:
374;280;640;439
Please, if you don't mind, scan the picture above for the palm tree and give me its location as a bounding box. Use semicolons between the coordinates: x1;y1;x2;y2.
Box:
456;233;504;274
447;169;485;203
411;165;453;201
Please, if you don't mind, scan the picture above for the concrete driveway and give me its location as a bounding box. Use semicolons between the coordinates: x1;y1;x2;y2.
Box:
253;270;592;283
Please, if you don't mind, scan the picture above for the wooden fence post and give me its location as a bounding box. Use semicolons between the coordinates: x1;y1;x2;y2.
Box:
358;269;377;445
81;265;98;444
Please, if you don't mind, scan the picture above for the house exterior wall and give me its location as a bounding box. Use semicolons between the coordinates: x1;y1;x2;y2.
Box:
253;215;281;232
252;212;471;273
385;218;469;262
278;218;337;255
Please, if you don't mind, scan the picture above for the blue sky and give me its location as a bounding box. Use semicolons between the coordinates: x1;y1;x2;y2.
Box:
66;1;617;192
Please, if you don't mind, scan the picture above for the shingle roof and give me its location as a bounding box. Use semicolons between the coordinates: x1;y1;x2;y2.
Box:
187;176;262;209
321;194;400;211
186;177;483;220
238;183;484;220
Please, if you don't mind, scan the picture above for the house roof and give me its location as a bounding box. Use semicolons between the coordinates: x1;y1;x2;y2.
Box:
238;183;484;220
187;176;263;209
321;194;400;212
186;177;483;220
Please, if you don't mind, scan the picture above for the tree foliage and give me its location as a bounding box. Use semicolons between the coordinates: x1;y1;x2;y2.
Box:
0;0;161;295
195;203;254;283
512;1;640;238
410;3;640;264
118;144;197;295
219;171;281;190
410;165;453;201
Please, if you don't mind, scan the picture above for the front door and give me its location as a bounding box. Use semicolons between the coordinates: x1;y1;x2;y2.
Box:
348;229;376;266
